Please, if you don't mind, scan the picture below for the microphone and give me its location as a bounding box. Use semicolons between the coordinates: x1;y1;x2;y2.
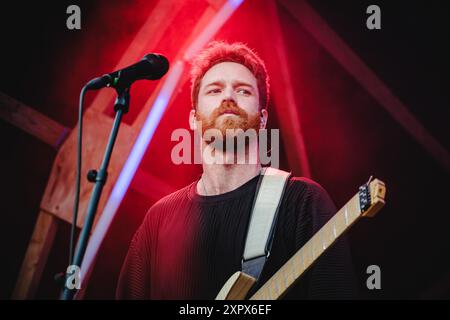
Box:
85;53;169;90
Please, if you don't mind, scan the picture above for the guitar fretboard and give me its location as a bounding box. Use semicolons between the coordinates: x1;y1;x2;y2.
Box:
250;193;361;300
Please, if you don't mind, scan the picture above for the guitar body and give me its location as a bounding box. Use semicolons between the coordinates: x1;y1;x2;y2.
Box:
216;178;386;300
215;271;255;300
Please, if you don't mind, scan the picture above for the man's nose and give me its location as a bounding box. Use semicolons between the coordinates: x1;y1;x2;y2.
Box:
223;85;236;101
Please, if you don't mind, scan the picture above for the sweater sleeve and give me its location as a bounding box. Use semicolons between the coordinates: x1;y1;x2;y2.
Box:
296;179;358;299
115;225;150;299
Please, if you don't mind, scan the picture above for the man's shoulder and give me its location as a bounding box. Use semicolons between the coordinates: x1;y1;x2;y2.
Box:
149;181;195;212
286;176;330;197
138;181;195;231
284;175;336;212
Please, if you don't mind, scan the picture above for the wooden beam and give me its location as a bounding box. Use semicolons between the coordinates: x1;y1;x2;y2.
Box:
134;2;229;127
76;1;242;298
0;92;69;149
12;0;188;300
12;210;58;299
261;0;311;177
40;109;135;227
280;0;450;173
88;0;185;114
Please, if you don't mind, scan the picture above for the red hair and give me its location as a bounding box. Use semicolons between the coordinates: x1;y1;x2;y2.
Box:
190;41;270;110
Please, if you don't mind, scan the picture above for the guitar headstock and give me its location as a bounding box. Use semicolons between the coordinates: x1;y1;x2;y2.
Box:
359;177;386;217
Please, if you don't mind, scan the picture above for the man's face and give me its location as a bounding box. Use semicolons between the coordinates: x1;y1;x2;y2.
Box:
195;62;261;137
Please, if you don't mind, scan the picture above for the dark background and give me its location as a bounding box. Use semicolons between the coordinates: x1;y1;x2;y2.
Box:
0;0;449;299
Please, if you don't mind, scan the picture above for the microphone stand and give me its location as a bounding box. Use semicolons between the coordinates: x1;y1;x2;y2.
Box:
60;86;130;300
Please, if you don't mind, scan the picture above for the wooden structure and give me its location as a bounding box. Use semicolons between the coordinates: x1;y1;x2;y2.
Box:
1;0;448;300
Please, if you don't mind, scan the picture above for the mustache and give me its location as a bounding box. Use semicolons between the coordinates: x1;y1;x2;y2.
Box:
195;100;261;144
213;100;248;119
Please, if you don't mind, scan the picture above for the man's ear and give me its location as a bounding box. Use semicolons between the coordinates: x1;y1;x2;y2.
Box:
189;109;197;130
260;108;268;129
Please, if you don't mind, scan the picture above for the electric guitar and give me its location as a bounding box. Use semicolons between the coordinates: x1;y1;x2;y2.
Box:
216;177;386;300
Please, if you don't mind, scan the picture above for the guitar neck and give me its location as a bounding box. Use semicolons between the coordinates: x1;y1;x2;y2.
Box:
250;193;361;300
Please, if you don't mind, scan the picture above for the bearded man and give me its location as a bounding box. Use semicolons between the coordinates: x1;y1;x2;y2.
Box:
116;41;356;300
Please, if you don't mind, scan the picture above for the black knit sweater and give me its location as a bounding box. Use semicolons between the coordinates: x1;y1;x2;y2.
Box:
116;174;357;299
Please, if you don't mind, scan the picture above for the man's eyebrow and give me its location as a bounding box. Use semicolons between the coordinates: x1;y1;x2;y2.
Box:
204;81;225;88
203;80;256;91
233;81;255;90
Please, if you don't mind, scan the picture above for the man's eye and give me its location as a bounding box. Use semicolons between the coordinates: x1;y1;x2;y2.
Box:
237;88;251;95
207;89;221;94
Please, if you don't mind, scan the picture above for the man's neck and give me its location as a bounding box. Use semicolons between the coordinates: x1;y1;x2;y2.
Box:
196;132;263;196
198;162;261;196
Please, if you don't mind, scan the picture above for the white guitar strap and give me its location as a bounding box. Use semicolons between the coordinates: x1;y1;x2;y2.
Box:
241;167;291;281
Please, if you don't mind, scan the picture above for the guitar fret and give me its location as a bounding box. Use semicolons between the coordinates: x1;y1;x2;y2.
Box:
292;255;299;276
356;193;361;215
284;269;289;290
344;206;349;225
276;268;290;299
352;197;361;220
271;281;277;299
295;255;300;275
259;287;264;300
258;289;263;300
279;273;286;296
291;256;296;276
328;223;333;245
275;277;280;297
304;246;310;267
322;230;326;250
336;211;345;235
291;259;297;282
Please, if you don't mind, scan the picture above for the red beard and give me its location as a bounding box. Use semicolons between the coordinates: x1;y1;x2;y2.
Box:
196;100;261;138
